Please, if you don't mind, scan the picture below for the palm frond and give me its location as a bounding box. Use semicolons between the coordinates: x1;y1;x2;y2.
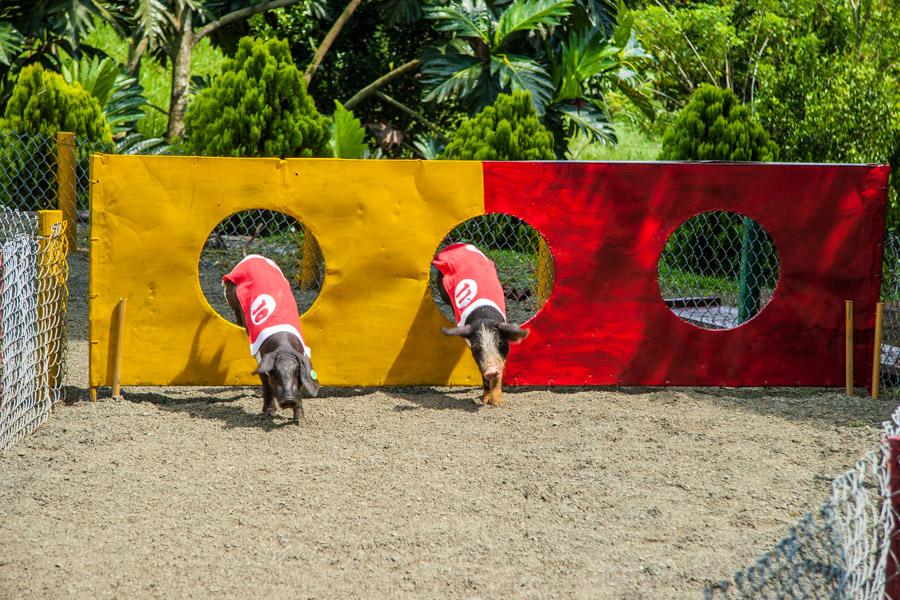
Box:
133;0;172;50
557;99;616;145
421;53;484;104
0;22;24;67
423;0;492;44
491;54;553;114
380;0;423;26
494;0;573;48
116;132;170;154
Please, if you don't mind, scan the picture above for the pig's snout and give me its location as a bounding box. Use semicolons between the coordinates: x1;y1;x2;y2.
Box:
483;366;500;380
279;395;298;409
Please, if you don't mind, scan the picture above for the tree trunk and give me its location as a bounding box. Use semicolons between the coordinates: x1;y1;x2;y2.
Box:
304;0;364;85
166;5;193;143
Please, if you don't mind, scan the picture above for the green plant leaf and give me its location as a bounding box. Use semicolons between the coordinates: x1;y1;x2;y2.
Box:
330;101;368;159
557;100;616;145
494;0;574;48
491;54;553;114
422;53;484;104
423;0;492;44
0;22;24;67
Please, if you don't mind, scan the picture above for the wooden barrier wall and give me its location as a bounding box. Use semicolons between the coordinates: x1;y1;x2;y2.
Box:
89;156;889;389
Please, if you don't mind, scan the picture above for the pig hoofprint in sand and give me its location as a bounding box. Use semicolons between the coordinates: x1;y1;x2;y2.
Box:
432;243;506;326
222;255;311;363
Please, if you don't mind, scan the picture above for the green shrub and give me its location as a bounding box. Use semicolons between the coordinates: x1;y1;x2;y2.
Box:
1;64;113;143
659;84;779;307
185;37;329;158
442;91;555;161
660;84;777;161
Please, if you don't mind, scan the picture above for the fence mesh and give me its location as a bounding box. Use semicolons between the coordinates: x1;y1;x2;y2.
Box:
705;447;891;599
0;208;69;453
882;233;900;399
658;211;781;330
429;214;554;325
0;130;57;213
199;210;325;322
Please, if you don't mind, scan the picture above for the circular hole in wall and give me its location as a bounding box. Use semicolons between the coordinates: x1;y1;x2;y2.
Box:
430;213;555;326
199;210;324;324
658;211;780;330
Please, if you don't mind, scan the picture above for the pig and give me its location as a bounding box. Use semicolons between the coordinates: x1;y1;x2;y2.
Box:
432;243;529;405
223;254;320;422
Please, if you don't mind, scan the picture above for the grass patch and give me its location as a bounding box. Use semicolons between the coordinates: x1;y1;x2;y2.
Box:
567;122;661;161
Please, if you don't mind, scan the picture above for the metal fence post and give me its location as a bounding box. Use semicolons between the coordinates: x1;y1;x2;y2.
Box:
738;216;763;323
37;210;65;397
56;132;76;253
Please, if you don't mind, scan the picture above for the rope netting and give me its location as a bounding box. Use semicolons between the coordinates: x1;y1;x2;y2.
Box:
0;207;69;453
882;234;900;399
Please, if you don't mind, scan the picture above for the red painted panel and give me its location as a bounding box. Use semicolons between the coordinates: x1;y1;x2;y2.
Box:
484;162;890;387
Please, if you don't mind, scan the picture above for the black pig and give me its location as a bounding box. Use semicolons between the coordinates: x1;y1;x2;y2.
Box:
433;243;529;405
223;255;319;422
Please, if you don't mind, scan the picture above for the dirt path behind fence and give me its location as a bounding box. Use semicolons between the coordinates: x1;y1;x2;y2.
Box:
0;249;895;599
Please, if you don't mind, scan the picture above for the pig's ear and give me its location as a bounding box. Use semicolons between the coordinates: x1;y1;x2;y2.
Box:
442;325;474;337
298;354;320;398
254;353;276;375
498;323;529;343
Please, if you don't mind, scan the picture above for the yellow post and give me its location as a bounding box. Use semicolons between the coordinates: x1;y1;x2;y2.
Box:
872;302;884;400
111;298;127;399
37;210;66;401
846;300;854;396
536;235;554;307
299;230;323;290
56;132;77;253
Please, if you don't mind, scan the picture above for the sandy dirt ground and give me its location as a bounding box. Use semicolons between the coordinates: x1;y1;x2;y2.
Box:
0;249;896;599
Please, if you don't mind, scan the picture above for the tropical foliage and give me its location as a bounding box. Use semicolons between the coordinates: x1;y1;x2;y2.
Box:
185;37;329;158
422;0;654;154
2;63;113;142
660;84;777;162
442;91;554;160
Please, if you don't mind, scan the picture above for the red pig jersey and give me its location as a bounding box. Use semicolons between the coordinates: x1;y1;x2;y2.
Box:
432;243;506;326
222;255;311;363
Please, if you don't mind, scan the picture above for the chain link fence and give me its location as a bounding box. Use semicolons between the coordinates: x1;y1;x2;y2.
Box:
0;208;69;453
429;214;554;326
882;233;900;399
705;447;891;599
0;130;57;213
658;211;780;330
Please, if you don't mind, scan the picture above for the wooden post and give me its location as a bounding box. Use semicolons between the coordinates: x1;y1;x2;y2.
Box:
111;298;127;399
299;230;322;290
37;211;64;401
536;235;554;308
873;302;884;400
56;132;77;253
846;300;854;396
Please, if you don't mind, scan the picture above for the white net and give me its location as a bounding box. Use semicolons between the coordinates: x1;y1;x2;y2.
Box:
0;208;68;453
706;400;900;599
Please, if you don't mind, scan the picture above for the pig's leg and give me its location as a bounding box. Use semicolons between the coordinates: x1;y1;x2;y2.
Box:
481;376;502;406
260;374;277;416
223;282;245;329
292;399;304;423
481;377;493;405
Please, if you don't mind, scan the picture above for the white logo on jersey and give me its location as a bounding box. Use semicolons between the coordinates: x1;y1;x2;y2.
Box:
250;294;276;326
454;279;478;309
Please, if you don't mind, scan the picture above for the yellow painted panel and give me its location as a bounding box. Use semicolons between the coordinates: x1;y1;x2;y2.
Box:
89;156;484;387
